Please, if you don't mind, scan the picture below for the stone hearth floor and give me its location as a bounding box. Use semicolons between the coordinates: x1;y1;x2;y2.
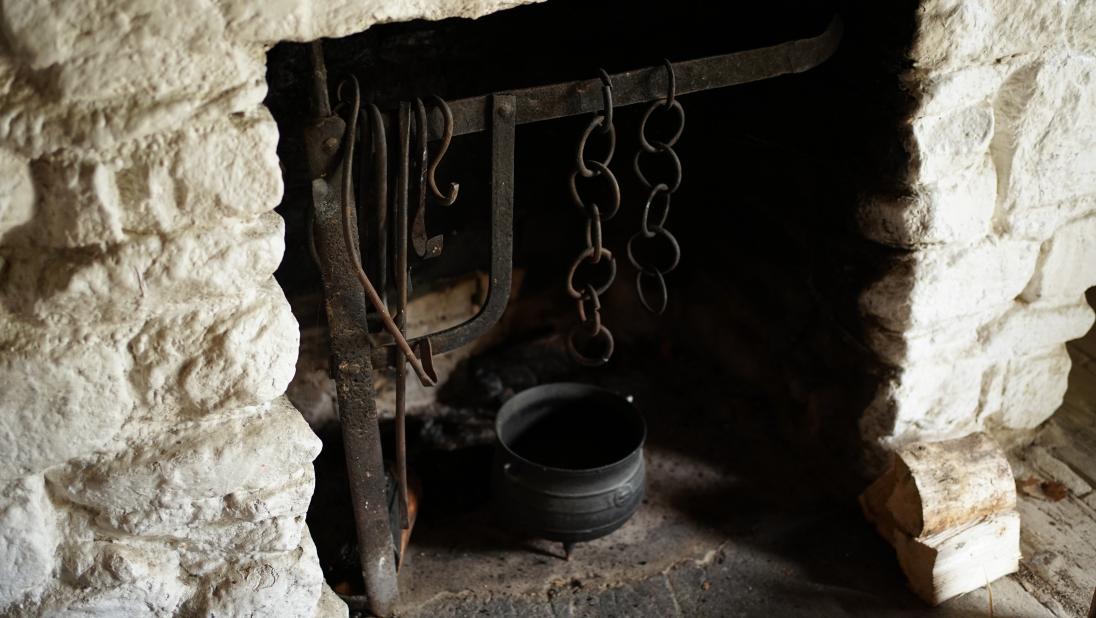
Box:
1008;289;1096;617
303;329;1094;617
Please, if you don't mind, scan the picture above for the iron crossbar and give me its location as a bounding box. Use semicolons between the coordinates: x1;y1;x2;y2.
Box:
407;15;842;140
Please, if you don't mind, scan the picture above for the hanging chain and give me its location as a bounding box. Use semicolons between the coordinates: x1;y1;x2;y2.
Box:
628;60;684;315
566;70;619;366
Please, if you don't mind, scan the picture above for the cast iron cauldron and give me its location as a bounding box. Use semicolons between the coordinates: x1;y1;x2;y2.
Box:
493;383;646;555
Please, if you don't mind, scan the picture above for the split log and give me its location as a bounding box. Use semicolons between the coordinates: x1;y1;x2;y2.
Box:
861;432;1020;605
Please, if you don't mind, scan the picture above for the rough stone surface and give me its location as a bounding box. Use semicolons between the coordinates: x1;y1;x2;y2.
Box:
860;0;1096;453
0;0;535;615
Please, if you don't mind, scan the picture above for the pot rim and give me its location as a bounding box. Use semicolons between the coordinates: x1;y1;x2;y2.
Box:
494;382;647;475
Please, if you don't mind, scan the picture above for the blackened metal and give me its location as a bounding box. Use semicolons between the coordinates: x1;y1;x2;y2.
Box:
566;70;619;367
596;69;613;135
369;94;515;362
569;159;620;221
565;246;615;298
334;80;437;388
565;322;615;367
573;119;616;179
662;58;676;106
635;271;669;316
305;46;399;618
426;95;460;206
411;99;445;260
628;61;684;316
391;16;841;141
493;383;646;545
364;17;843;360
394;102;412;532
366;103;390;310
309;41;332;119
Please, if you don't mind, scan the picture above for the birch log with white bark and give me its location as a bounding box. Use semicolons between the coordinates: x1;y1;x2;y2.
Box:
861;432;1020;605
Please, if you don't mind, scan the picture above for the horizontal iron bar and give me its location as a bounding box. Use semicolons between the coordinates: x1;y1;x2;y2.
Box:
411;15;842;139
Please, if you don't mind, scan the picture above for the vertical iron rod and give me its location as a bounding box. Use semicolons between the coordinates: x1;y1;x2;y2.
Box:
368;104;389;311
394;103;411;531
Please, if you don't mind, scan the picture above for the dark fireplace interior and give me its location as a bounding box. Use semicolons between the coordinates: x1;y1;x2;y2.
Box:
262;1;931;614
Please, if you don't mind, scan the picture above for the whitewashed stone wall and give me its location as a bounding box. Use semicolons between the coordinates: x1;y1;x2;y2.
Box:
860;0;1096;452
0;0;532;615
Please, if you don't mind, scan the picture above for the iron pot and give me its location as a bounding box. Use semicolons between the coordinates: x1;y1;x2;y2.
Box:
493;383;646;544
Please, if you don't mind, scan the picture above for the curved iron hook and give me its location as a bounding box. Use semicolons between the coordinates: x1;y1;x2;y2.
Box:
596;68;613;134
426;95;459;206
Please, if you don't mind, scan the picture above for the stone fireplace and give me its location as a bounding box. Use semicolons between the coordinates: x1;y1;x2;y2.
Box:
0;0;1092;617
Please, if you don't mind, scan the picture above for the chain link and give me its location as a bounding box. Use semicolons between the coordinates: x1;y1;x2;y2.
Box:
628;60;684;315
566;71;619;366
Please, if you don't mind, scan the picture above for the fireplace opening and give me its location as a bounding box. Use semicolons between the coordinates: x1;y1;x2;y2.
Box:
256;0;1094;615
263;1;916;613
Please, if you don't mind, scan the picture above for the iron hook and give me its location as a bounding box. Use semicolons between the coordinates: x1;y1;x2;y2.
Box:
427;95;459;206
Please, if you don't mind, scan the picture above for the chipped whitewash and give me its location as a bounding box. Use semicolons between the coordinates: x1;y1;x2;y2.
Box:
859;0;1096;454
0;0;536;615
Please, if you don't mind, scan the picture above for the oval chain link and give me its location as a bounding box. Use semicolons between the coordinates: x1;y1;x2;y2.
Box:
566;71;618;366
628;61;684;316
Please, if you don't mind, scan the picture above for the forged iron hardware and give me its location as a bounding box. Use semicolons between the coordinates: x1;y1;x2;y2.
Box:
336;77;438;388
567;69;619;367
493;384;646;556
304;41;399;618
395;16;842;140
627;60;684;315
367;103;390;306
394;101;414;531
426;95;460;205
303;20;841;612
412;99;445;259
369;94;516;365
596;69;613;135
365;16;842;361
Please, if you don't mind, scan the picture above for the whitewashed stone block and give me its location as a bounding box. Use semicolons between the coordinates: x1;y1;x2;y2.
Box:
0;213;285;324
0;0;227;71
996;54;1096;216
188;532;326;618
861;237;1039;331
222;0;540;43
0;56;267;157
1021;215;1096;302
0;339;134;480
0;476;58;607
979;299;1095;358
26;156;125;248
912;0;1094;70
865;313;983;367
996;345;1073;429
6;109;282;249
862;357;989;449
910;103;994;184
127;279;299;414
860;157;996;247
908;64;1005;117
0;148;34;244
47;397;320;534
1009;193;1096;241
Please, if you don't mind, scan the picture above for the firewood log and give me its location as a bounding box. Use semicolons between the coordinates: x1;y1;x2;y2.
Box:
861;432;1020;605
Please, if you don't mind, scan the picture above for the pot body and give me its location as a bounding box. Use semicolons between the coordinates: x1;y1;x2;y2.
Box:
493;383;646;543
